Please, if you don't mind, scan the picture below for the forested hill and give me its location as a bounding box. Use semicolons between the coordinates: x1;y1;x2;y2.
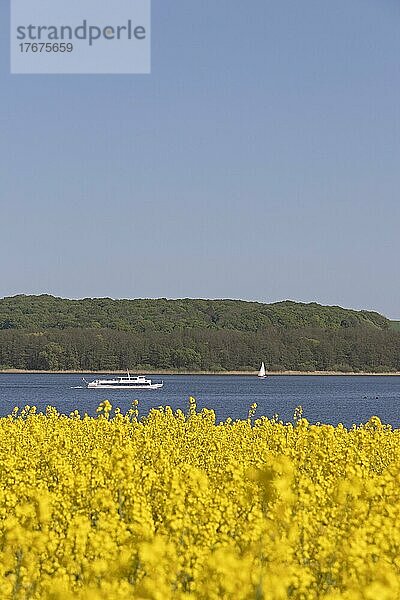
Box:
0;295;398;372
0;295;389;332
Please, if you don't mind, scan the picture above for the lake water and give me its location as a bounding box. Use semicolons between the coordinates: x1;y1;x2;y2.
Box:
1;373;400;428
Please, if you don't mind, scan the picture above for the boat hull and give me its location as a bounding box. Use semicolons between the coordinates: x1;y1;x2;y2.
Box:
87;383;163;390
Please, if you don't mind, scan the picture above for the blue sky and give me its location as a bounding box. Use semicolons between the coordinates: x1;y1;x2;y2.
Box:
1;1;399;317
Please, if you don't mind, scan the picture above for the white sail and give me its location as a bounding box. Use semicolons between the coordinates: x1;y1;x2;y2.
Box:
258;362;266;378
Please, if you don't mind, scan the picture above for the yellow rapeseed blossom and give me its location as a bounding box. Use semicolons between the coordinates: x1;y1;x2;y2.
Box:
1;400;400;598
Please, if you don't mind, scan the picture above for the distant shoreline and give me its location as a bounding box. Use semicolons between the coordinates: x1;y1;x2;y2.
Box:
0;369;400;377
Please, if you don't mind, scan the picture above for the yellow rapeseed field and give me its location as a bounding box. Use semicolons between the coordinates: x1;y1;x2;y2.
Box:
1;397;400;599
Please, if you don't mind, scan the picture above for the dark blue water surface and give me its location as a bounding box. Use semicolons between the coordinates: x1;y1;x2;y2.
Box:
0;374;400;428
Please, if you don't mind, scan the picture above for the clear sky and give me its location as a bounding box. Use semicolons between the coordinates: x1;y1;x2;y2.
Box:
1;1;399;317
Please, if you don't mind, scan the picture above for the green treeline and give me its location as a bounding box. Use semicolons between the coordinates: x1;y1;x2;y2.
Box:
0;295;398;372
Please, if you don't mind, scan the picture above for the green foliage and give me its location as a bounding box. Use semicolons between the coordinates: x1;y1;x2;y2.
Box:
0;295;390;332
0;295;397;372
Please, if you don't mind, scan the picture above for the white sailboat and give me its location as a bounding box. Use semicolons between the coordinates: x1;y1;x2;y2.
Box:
258;362;267;378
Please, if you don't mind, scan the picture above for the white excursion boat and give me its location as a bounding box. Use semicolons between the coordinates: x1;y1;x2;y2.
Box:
258;362;267;379
83;371;164;390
